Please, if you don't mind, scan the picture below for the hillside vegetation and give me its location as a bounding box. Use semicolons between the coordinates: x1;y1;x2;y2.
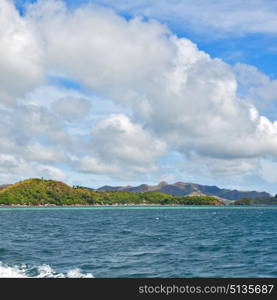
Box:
233;196;277;205
0;178;223;206
97;181;270;200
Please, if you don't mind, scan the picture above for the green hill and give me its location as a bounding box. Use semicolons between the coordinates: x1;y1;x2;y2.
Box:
0;178;223;206
233;196;277;205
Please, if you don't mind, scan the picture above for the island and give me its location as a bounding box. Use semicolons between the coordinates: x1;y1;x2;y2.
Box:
0;178;223;206
232;196;277;205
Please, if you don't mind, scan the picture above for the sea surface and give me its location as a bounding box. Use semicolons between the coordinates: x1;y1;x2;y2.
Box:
0;206;277;278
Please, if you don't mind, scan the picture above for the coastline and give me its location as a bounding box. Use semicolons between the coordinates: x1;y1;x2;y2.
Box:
0;203;225;207
1;203;276;208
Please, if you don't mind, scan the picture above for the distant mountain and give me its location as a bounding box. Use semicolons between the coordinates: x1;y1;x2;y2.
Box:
0;178;273;206
96;181;271;200
0;178;223;206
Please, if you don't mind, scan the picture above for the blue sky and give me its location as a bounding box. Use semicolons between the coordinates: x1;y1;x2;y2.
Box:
1;0;277;194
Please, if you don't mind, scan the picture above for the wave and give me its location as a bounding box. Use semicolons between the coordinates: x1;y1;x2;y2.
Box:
0;262;94;278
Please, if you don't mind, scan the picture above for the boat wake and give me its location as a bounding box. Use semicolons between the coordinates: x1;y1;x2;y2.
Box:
0;262;94;278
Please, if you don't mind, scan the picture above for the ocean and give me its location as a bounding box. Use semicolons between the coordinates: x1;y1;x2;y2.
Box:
0;206;277;278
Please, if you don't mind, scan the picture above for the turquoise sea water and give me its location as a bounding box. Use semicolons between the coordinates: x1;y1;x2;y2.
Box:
0;206;277;277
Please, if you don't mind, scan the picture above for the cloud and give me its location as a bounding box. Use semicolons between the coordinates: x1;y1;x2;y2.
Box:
234;63;269;87
51;96;91;120
14;104;63;139
0;153;66;183
119;37;277;161
234;63;277;103
74;156;121;175
259;159;277;183
0;154;29;175
0;102;68;160
183;153;260;177
22;1;277;177
233;63;277;122
36;164;67;181
0;0;43;103
91;0;277;36
74;114;166;177
27;0;175;95
0;99;88;183
23;143;67;163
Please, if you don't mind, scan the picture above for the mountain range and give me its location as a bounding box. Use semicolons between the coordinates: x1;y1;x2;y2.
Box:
96;181;271;201
0;179;223;206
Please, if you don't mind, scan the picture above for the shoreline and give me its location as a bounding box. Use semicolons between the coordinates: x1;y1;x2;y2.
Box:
1;204;276;208
0;203;226;207
1;204;277;210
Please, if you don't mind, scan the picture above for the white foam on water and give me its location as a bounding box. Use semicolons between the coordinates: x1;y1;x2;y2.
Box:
0;263;27;278
0;262;94;278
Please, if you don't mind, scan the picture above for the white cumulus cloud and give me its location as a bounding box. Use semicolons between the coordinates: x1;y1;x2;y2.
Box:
74;114;166;177
0;0;43;103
